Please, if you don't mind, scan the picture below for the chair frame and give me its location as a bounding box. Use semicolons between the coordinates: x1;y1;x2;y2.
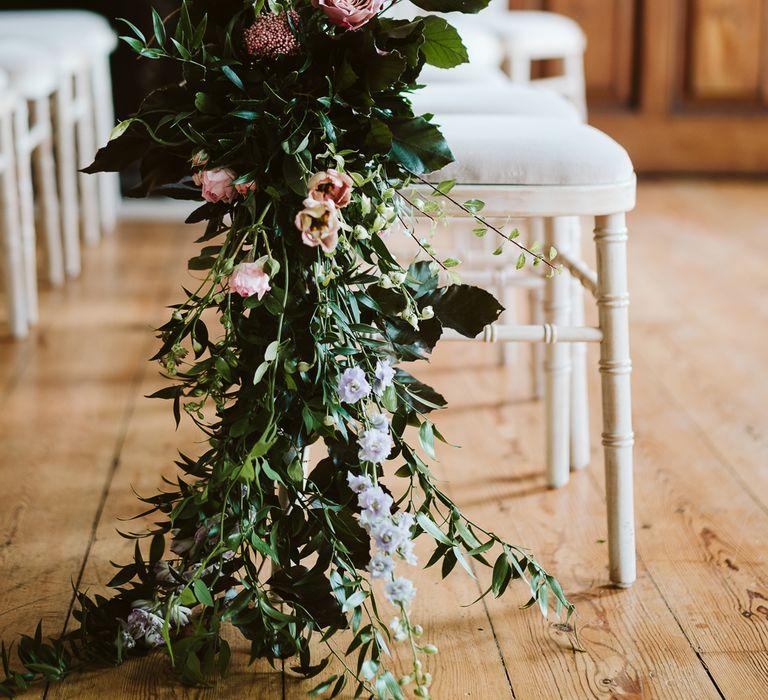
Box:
412;180;637;587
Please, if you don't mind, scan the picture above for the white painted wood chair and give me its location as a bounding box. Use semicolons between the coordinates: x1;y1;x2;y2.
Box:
409;115;637;586
0;41;67;330
0;70;27;338
0;10;120;247
477;3;588;120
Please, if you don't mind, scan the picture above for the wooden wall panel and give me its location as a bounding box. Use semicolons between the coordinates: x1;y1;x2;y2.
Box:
686;0;766;101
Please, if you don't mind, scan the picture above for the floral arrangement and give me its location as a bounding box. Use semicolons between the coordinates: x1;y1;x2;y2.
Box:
0;1;572;698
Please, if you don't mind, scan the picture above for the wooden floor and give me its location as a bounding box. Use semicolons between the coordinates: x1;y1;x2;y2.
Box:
1;180;767;698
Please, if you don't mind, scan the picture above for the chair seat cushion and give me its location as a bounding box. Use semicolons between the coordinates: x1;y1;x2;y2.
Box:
419;64;510;86
0;42;59;99
477;11;586;56
0;11;118;54
410;83;580;121
428;115;633;187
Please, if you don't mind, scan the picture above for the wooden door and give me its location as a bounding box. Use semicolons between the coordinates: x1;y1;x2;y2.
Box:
509;0;768;173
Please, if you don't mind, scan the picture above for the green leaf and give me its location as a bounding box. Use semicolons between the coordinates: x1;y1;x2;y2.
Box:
516;252;526;270
411;0;490;13
309;675;339;696
152;8;166;46
253;361;270;385
420;16;468;69
341;590;368;613
419;421;436;459
428;284;504;337
416;513;451;545
264;340;280;362
463;198;485;213
388;117;454;174
193;579;214;607
221;65;244;91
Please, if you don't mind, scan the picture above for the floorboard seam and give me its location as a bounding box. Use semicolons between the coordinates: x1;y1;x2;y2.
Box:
584;466;728;699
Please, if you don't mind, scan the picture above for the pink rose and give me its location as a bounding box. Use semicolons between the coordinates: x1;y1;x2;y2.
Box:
308;169;353;208
199;168;237;204
312;0;384;30
235;180;258;196
295;197;340;253
229;262;271;299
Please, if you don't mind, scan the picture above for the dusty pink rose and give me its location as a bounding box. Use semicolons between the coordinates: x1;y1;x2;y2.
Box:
312;0;384;30
295;197;340;253
308;169;353;208
199;168;237;204
229;262;271;299
235;180;258;196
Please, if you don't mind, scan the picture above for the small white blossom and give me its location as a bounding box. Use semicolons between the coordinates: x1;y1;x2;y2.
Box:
367;552;395;579
338;367;371;403
373;359;396;396
419;306;434;320
371;518;404;554
385;577;416;607
347;471;373;494
357;427;392;464
168;602;193;628
357;485;393;517
369;412;389;432
389;616;409;642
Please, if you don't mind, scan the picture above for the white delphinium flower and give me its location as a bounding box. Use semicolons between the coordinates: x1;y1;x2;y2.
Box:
399;538;418;566
367;552;395;579
419;305;434;320
357;485;393;519
373;359;396;396
371;518;404;554
384;577;416;607
126;604;165;648
338;367;371;404
357;428;392;463
168;602;193;628
369;411;389;432
347;471;373;494
389;616;409;642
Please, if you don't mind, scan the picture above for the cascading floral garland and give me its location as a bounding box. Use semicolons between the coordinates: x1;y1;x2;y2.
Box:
0;1;574;698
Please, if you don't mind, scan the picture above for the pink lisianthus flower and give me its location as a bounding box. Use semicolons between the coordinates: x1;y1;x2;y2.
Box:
295;197;341;253
308;169;353;208
312;0;384;31
229;262;271;300
235;180;258;196
199;168;237;204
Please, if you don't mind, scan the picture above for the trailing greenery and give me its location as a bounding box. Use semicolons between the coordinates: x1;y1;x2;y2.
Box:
0;1;572;698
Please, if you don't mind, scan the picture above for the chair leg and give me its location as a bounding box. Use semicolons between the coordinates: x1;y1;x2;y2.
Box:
32;98;64;287
13;102;38;325
74;69;100;246
528;285;544;400
0;110;28;337
501;282;519;366
54;80;82;278
594;213;635;587
568;217;590;470
91;59;120;235
543;217;571;488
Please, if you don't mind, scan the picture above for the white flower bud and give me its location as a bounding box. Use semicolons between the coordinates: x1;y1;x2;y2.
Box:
323;415;335;427
297;361;312;372
354;224;369;240
399;675;412;686
389;270;407;285
419;306;434;320
422;644;439;655
371;215;386;232
379;275;394;289
360;194;371;216
413;624;423;637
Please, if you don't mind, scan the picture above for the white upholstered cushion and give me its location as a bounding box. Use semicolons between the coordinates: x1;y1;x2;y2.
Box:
0;42;59;100
419;63;509;86
429;115;634;186
478;11;586;57
410;83;580;121
0;10;118;55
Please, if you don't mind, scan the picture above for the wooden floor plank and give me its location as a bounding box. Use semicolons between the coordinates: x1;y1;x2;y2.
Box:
2;181;768;698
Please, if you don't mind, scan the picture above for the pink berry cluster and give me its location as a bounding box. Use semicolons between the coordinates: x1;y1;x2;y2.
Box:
243;11;300;59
